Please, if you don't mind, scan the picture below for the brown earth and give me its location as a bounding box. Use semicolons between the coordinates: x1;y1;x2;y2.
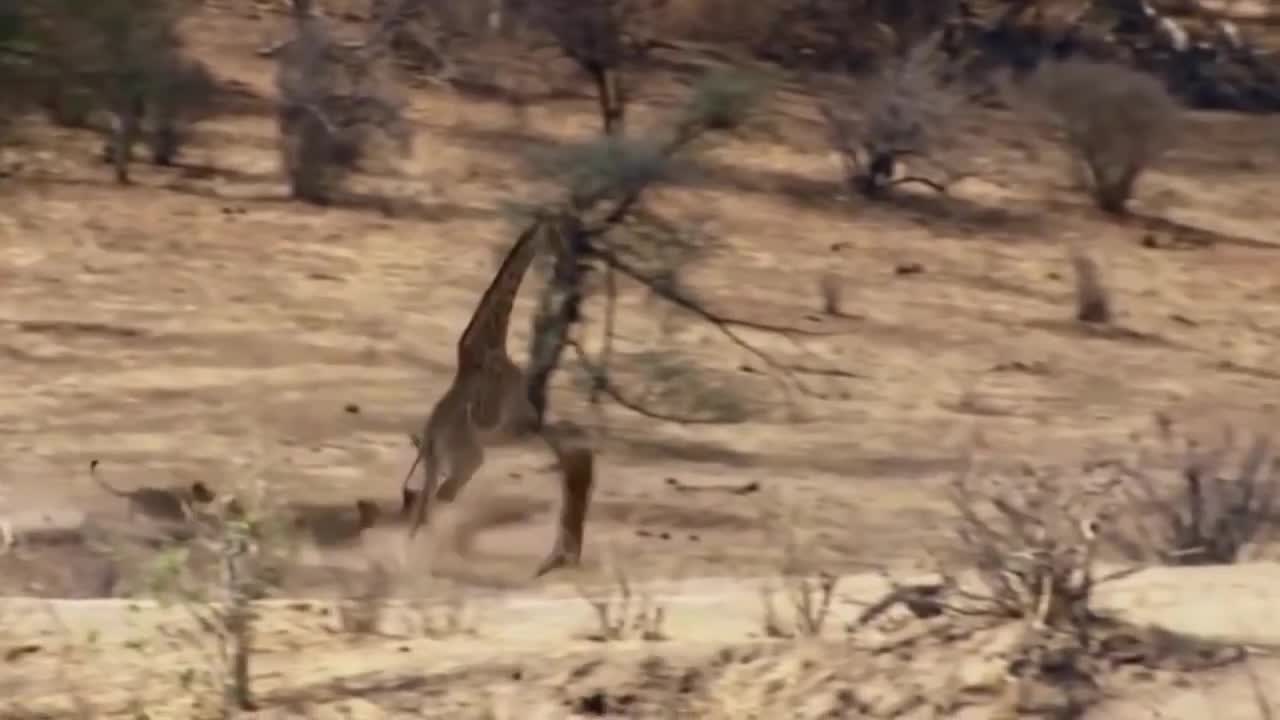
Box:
2;2;1280;718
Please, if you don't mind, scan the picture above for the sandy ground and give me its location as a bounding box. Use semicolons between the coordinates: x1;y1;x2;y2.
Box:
4;564;1280;719
3;2;1280;717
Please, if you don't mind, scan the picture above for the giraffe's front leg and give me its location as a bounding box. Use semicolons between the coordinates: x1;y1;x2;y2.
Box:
534;443;595;578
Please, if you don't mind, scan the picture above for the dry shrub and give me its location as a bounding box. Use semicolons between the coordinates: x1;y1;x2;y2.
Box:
577;552;666;642
1069;245;1111;324
1107;423;1280;566
1032;59;1180;214
757;489;839;638
275;6;410;204
821;36;971;198
942;465;1105;634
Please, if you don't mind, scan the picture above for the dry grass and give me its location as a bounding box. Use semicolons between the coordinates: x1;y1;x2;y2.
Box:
1070;245;1112;324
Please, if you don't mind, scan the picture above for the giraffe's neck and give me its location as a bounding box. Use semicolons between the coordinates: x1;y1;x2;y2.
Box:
456;218;549;370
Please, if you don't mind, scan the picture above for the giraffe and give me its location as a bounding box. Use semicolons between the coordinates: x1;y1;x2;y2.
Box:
400;214;595;577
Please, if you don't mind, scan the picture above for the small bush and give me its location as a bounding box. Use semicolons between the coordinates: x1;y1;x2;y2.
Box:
943;466;1103;633
1032;59;1180;214
1109;425;1279;566
821;37;969;198
275;8;410;204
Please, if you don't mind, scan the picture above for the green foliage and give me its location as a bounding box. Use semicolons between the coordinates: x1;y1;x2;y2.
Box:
681;67;767;131
534;134;673;205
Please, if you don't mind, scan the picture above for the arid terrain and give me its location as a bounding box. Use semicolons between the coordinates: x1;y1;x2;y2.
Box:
3;2;1280;718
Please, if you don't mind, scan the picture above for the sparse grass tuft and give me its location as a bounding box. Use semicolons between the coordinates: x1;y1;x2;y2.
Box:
1069;245;1111;324
757;489;839;638
578;551;666;642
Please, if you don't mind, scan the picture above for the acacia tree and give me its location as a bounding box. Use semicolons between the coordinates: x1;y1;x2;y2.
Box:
519;68;835;429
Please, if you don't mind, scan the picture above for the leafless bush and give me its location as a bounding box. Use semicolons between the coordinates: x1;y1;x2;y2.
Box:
1069;246;1111;324
756;489;840;638
820;36;971;198
1032;59;1180;215
758;572;839;639
941;465;1105;635
577;553;666;641
275;3;410;204
1107;424;1280;566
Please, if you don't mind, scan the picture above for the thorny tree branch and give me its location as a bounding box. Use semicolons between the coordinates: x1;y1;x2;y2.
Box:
522;72;858;427
568;339;740;425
